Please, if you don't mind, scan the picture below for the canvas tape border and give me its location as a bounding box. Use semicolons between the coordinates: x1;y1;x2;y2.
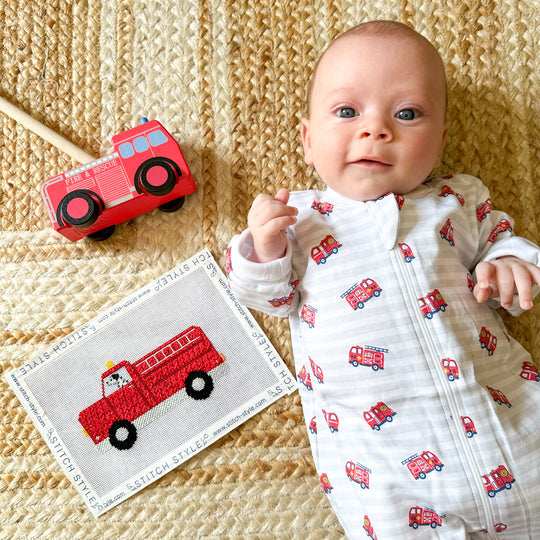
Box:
5;248;297;517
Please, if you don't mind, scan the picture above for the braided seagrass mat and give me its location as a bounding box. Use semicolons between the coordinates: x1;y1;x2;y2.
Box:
0;0;538;538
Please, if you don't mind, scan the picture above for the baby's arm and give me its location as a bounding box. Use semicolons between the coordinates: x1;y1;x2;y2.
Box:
474;256;540;310
247;188;298;262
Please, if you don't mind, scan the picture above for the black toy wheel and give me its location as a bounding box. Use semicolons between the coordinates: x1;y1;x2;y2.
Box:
87;225;116;241
185;370;213;400
136;157;180;196
158;196;185;213
59;190;101;228
109;419;137;450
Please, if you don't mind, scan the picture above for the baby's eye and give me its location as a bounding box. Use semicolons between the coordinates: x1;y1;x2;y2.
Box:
336;107;357;118
396;108;418;121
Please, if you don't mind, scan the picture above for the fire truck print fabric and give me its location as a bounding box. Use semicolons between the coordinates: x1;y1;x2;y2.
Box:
227;174;540;538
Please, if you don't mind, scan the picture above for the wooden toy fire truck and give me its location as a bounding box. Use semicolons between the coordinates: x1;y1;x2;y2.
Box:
79;326;224;450
41;119;196;241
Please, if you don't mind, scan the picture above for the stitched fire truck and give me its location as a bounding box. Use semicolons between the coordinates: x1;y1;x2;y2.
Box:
345;461;370;489
312;201;334;215
409;507;443;529
402;451;444;480
461;415;477;438
322;409;339;432
78;326;224;450
319;473;333;493
418;289;447;319
349;345;387;370
41;119;196;241
520;361;540;381
476;198;491;222
310;357;324;383
300;304;317;327
479;326;497;356
364;401;395;430
439;218;455;246
311;234;342;264
482;465;515;497
399;242;415;262
488;219;512;242
486;386;511;407
298;365;313;391
341;279;382;310
363;515;378;540
441;358;459;381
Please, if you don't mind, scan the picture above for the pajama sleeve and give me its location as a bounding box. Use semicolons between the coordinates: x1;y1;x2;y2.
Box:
227;229;300;317
468;176;540;314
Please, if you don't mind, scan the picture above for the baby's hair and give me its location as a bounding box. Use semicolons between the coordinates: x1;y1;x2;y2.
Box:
306;20;447;115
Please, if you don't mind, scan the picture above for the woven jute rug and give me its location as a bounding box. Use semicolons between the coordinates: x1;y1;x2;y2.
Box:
1;0;538;538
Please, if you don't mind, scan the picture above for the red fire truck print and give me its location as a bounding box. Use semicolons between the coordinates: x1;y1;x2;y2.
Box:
409;506;443;529
476;198;491;222
309;416;317;434
488;219;512;242
439;184;465;205
441;358;459;381
482;464;515;497
418;289;447;319
319;473;333;493
41;119;196;241
395;194;405;209
461;415;477;438
345;461;370;489
297;365;313;391
341;279;382;310
486;386;511;407
440;218;455;246
268;280;298;307
520;361;540;382
363;515;378;540
78;326;224;450
300;304;317;328
364;401;395;430
399;242;415;263
479;326;497;355
225;246;233;275
311;234;342;265
467;273;475;292
310;357;324;383
402;451;444;480
349;345;387;370
311;201;334;215
322;409;339;432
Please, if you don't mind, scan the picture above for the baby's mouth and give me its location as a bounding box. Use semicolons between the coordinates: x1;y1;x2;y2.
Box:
354;158;391;167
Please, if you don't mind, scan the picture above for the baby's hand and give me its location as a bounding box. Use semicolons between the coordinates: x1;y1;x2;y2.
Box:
247;188;298;263
474;256;540;310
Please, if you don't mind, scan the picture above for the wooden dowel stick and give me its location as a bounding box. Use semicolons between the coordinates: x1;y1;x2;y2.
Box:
0;96;97;164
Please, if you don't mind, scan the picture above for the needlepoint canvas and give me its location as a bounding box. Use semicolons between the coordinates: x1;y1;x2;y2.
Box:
5;249;297;517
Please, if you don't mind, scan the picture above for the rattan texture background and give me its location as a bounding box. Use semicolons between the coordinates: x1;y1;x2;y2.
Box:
0;0;538;538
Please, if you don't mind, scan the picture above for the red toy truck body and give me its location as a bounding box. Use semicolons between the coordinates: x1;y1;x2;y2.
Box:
41;119;196;241
79;326;224;450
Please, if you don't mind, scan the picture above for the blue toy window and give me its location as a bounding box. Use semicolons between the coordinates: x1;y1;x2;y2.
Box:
119;142;135;158
133;136;149;153
148;130;168;147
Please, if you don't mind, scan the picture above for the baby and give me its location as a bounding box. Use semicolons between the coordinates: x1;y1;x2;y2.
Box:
227;21;540;538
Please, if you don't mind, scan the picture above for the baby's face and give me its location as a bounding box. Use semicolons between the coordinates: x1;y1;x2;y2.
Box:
301;33;448;201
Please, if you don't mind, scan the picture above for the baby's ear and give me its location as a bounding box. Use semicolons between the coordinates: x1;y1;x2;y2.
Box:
301;118;313;165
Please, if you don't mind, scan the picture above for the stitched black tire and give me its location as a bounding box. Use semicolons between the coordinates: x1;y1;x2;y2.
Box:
109;419;137;450
185;370;213;400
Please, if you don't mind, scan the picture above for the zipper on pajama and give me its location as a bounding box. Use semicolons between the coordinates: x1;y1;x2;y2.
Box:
390;248;499;538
